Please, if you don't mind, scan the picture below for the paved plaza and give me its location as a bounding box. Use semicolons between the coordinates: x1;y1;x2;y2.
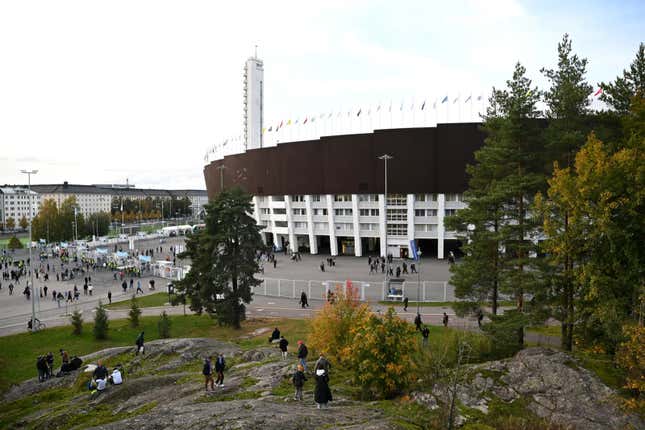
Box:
0;236;462;336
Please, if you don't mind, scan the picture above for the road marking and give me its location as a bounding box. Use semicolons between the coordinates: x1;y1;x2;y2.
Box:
267;302;275;305
256;309;264;312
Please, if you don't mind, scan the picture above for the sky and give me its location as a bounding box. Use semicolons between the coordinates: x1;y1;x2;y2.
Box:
0;0;643;189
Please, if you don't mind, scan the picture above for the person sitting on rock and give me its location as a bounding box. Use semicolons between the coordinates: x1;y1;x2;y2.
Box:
268;327;280;343
109;366;123;385
91;360;109;392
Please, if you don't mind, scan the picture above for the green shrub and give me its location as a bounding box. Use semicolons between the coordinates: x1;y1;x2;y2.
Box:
157;311;171;338
70;309;83;335
346;308;418;399
128;296;141;328
93;301;109;340
7;236;23;249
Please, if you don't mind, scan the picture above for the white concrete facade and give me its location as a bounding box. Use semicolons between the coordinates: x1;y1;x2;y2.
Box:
256;193;467;258
0;187;40;229
243;56;264;151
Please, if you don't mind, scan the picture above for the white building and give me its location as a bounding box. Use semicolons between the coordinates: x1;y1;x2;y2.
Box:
0;187;40;229
32;183;112;219
243;55;264;151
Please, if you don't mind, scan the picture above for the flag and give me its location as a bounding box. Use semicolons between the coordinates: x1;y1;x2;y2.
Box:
262;127;266;133
268;126;272;131
410;240;420;261
453;96;459;104
465;95;472;103
377;104;381;112
433;101;437;109
287;119;291;125
328;112;332;118
295;119;299;124
311;116;316;122
357;108;362;117
441;96;448;103
279;120;284;129
477;95;482;101
594;87;603;96
303;118;308;124
421;100;426;110
526;89;532;97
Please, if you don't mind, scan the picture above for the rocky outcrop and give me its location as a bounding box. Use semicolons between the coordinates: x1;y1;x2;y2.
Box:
415;347;643;430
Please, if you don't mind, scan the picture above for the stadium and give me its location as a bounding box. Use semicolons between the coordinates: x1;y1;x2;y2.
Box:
204;123;485;259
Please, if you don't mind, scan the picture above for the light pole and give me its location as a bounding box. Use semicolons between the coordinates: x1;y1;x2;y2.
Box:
378;154;393;288
21;169;38;331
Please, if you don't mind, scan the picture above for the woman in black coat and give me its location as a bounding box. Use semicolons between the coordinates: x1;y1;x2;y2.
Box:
314;369;332;408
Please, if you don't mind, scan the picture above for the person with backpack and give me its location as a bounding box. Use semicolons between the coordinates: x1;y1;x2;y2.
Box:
297;340;309;372
292;364;307;401
414;313;422;331
279;336;289;360
314;369;332;409
135;331;145;355
314;353;331;376
45;352;54;379
202;356;214;391
214;353;226;387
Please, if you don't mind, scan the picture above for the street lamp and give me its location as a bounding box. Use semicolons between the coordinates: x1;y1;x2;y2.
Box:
378;154;393;287
20;169;38;332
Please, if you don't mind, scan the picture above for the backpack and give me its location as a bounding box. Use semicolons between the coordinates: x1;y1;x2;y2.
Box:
202;362;211;375
301;345;308;358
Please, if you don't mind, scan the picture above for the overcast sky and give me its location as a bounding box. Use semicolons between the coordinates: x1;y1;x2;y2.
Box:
1;0;643;189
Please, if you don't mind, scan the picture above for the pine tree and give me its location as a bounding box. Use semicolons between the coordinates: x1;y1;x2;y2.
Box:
175;187;264;328
157;311;171;338
478;63;544;346
70;309;83;335
129;295;141;328
93;301;109;340
539;34;593;351
599;42;645;114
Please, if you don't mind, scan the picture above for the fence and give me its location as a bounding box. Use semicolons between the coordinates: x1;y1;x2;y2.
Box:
253;277;455;302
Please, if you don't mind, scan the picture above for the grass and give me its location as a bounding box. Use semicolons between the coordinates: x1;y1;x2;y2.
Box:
0;315;311;393
0;237;30;248
105;292;177;310
526;325;561;337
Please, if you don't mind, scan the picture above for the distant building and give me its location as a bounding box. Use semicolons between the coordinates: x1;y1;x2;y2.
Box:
243;55;264;151
6;181;208;221
0;187;40;229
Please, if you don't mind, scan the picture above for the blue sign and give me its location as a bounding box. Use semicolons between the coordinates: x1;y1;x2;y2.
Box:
410;240;419;261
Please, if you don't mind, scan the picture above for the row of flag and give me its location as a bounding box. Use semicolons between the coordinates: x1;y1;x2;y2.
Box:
262;95;485;133
263;87;604;134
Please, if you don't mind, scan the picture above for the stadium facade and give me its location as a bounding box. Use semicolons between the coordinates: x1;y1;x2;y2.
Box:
204;123;485;259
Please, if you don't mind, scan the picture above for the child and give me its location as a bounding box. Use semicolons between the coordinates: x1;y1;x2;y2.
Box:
292;364;307;401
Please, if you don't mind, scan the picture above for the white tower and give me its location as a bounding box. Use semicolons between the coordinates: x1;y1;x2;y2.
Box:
243;52;264;151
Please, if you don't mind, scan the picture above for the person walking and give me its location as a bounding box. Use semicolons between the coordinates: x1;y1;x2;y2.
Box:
107;290;112;304
202;356;214;391
442;312;449;328
297;340;309;372
135;331;145;355
403;296;409;312
279;336;289;360
414;313;422;331
292;364;307;401
136;281;144;295
421;326;430;347
314;369;332;409
214;353;226;387
300;291;309;308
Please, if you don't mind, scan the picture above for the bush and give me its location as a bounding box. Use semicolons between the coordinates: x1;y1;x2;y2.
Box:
7;236;23;249
346;307;419;399
93;301;109;340
157;311;171;338
307;282;370;364
480;310;527;360
128;296;141;328
616;324;645;411
70;309;83;335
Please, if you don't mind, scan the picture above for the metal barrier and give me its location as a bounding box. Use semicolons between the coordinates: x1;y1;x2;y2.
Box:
253;277;454;302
